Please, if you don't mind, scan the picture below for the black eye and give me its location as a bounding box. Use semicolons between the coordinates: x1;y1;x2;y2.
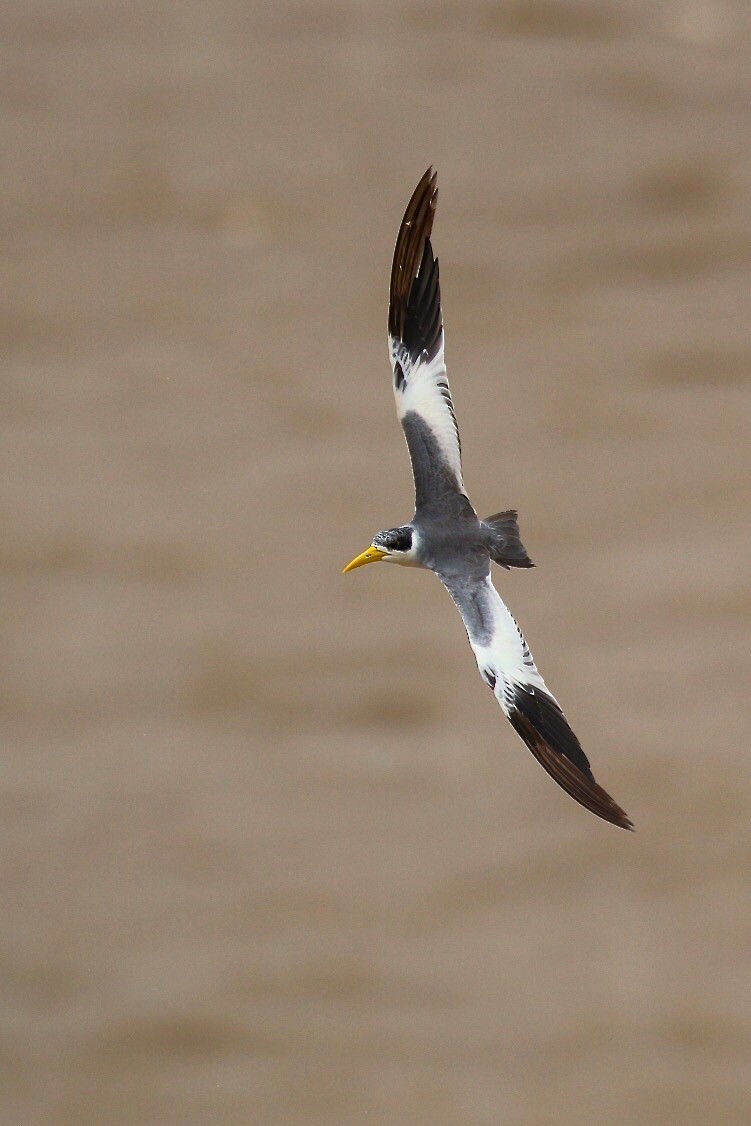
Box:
392;528;412;552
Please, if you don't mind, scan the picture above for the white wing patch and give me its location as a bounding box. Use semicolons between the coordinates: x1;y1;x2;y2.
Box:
448;574;551;712
389;333;464;489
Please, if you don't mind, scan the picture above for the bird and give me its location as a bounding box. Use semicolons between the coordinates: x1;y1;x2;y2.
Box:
343;168;633;830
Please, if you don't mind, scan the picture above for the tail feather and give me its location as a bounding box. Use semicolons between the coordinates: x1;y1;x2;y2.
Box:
483;509;534;569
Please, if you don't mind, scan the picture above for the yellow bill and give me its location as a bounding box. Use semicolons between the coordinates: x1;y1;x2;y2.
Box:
342;545;387;573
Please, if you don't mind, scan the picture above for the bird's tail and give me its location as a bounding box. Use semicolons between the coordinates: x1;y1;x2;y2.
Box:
482;509;534;569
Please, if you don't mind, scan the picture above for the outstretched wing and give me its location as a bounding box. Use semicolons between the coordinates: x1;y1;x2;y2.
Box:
439;570;633;829
389;168;466;512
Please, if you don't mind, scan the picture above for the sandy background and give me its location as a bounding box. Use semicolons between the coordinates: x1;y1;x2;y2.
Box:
2;1;751;1123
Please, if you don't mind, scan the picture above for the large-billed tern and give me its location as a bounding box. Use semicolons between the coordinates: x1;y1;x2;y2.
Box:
344;168;632;830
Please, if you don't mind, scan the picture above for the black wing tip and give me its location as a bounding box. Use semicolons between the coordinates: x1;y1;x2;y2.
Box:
508;685;633;831
389;168;441;356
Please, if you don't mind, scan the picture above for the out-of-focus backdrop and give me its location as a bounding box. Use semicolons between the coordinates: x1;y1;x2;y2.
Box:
3;2;750;1123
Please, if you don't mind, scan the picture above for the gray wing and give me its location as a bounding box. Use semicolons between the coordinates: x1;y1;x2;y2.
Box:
439;571;633;830
389;168;466;512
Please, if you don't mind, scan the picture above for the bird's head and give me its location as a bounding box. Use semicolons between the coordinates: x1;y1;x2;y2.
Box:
343;526;420;572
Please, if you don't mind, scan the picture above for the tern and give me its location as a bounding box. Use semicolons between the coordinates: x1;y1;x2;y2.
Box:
344;168;632;830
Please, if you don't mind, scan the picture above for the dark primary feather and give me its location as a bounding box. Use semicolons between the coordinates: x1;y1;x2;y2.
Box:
508;686;634;830
389;167;440;363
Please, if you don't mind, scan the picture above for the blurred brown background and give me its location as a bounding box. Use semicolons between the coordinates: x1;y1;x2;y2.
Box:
2;1;751;1123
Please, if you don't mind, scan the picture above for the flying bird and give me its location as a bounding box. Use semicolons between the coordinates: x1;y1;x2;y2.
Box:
344;168;632;830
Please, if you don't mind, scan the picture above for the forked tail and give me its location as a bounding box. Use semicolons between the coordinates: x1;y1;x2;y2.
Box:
482;509;534;569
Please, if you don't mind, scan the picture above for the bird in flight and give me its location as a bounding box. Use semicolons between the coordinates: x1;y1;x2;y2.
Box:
344;168;632;830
